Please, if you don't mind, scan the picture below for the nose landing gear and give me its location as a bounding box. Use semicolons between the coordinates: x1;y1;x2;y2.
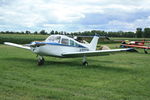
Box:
37;56;45;66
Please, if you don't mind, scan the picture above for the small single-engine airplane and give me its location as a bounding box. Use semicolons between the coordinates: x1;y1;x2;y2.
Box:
120;40;150;54
4;35;134;66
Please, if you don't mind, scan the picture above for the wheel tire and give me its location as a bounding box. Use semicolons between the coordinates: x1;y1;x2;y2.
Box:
38;58;45;66
38;60;42;66
144;49;148;54
83;61;88;66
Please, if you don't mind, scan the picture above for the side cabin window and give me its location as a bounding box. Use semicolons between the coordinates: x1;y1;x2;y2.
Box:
69;40;80;47
74;42;80;47
70;40;75;46
61;38;69;45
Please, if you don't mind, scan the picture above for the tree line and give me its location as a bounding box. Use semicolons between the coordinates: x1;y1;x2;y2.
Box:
0;28;150;38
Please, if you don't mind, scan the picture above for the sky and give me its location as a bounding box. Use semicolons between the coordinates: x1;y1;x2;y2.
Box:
0;0;150;32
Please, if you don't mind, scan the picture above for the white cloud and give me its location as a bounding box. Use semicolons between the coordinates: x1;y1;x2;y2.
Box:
106;16;150;31
0;0;150;32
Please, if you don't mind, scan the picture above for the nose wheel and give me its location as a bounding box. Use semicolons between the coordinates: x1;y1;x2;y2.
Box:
82;61;88;66
37;56;45;66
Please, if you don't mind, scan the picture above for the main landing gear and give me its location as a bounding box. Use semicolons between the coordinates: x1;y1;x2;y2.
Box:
37;56;45;66
82;55;88;66
36;55;89;66
144;49;148;54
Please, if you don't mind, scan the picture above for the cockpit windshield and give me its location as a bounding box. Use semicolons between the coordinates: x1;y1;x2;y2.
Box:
46;36;61;43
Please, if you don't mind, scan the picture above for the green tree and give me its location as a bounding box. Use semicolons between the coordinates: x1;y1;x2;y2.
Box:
143;28;150;38
136;28;143;38
55;31;59;34
25;31;31;34
40;30;47;35
50;30;54;35
33;31;38;34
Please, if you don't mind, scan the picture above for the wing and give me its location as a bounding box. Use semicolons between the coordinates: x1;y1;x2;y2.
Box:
121;44;150;49
4;42;31;50
62;48;133;57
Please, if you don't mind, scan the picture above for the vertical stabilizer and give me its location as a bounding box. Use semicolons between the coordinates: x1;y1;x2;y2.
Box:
89;36;99;51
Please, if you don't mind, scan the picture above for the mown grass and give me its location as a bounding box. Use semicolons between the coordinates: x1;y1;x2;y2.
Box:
0;44;150;100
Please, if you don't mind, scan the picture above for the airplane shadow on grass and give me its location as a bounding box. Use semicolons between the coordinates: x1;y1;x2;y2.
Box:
2;57;134;73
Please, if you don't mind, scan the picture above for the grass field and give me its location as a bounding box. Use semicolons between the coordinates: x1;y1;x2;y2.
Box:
0;44;150;100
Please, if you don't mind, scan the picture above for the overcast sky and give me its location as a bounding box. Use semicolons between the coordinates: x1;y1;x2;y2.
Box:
0;0;150;32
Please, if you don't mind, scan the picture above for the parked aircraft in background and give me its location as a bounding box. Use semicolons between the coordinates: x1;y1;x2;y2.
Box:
120;40;150;54
4;35;133;66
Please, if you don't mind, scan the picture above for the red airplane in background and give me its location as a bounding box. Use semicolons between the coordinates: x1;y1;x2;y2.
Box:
120;40;150;54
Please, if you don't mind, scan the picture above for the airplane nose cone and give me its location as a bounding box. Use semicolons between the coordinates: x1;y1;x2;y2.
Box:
31;47;40;54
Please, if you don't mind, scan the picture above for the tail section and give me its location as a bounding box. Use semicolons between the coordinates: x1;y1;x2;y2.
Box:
89;36;99;51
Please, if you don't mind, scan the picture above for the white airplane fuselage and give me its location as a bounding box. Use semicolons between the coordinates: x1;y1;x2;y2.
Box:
31;44;88;57
30;35;91;57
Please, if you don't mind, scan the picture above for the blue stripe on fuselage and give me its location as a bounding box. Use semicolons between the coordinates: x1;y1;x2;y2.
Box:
32;42;86;48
